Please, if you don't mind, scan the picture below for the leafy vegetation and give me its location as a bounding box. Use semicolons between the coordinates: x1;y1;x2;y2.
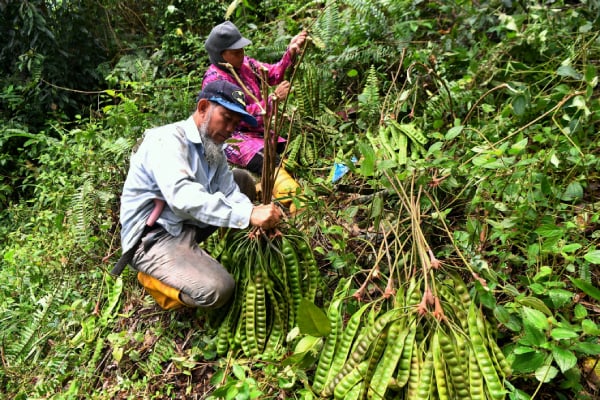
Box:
1;0;600;399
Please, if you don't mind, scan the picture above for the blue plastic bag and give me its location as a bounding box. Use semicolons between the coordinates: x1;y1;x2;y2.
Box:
331;157;357;183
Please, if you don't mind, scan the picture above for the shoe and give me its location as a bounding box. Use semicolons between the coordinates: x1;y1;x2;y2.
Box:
137;272;187;310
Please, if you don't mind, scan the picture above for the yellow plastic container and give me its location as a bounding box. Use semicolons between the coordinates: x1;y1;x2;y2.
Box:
272;168;300;206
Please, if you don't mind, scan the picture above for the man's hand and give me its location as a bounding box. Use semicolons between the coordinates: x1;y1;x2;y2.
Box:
250;203;284;230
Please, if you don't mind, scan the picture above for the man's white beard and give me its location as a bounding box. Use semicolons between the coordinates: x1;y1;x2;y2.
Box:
198;118;225;167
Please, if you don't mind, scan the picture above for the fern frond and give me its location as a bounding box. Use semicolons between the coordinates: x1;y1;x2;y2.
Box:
337;43;396;66
311;0;341;46
341;0;386;23
100;137;132;163
7;280;70;364
8;293;54;363
70;172;116;247
294;63;328;120
140;332;176;376
70;177;95;246
423;81;479;124
358;65;381;124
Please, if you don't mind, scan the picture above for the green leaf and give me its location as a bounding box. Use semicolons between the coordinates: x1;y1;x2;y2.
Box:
557;65;582;80
112;346;123;363
358;141;375;176
584;250;600;264
471;154;505;169
574;304;588;319
294;335;321;354
551;346;578;373
370;192;384;220
560;181;583;202
533;266;553;281
534;223;563;239
101;274;123;325
582;319;600;335
584;64;597;84
550;327;580;340
513;345;535;355
232;364;246;380
569;278;600;302
522;306;550;331
509;138;528;154
561;243;582;253
226;384;239;399
511;350;545;373
445;125;463;140
494;305;521;331
520;307;549;347
518;296;552;316
548;289;573;309
512;94;528;116
535;365;559;383
296;299;331;337
571;342;600;355
493;305;511;324
284;335;323;367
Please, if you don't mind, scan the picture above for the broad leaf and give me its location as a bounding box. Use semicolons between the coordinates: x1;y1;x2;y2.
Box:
582;320;600;335
569;278;600;302
512;94;528;116
557;65;582;79
574;304;588;319
511;350;545;373
532;266;553;281
294;335;321;354
296;298;331;337
551;346;578;373
358;141;375;176
561;243;582;253
510;138;528;154
445;125;463;140
560;181;583;202
518;296;552;316
584;250;600;264
548;289;573;309
535;365;559;383
534;223;563;239
550;327;579;341
520;307;549;347
571;342;600;355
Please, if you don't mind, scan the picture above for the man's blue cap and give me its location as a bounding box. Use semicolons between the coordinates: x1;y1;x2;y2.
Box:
197;80;258;127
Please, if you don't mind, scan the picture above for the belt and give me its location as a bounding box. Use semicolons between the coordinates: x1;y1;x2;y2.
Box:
110;224;160;277
111;199;165;277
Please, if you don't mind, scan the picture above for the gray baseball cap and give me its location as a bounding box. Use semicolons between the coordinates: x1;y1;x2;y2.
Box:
205;21;252;66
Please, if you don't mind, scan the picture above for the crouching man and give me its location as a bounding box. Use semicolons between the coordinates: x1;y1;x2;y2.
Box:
115;80;284;310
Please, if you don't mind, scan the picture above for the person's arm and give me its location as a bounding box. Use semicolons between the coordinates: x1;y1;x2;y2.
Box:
145;129;253;229
261;30;308;85
213;155;283;230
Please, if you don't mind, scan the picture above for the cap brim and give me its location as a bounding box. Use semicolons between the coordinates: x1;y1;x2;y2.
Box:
210;97;258;127
226;37;252;50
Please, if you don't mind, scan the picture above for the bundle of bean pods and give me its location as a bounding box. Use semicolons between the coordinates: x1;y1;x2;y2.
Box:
365;119;428;166
311;273;511;400
206;225;321;360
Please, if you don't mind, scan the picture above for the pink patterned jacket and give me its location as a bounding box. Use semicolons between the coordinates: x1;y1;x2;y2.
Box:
202;50;294;168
